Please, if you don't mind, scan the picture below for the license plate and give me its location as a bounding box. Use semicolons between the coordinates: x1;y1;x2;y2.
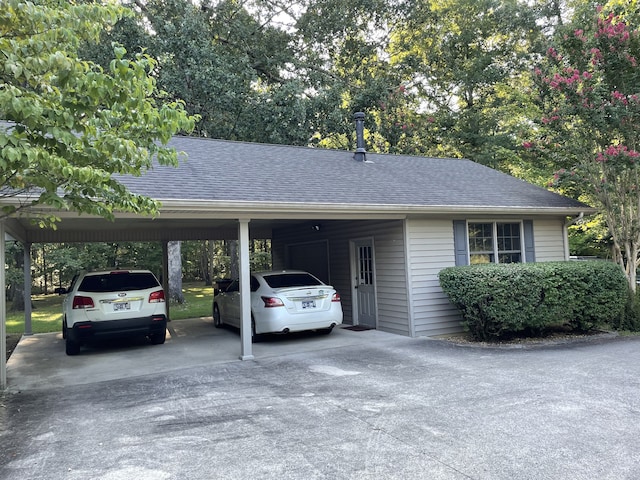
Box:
302;300;316;309
113;302;130;311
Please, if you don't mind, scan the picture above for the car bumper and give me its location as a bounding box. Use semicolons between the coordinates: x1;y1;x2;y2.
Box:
254;309;343;334
68;315;167;343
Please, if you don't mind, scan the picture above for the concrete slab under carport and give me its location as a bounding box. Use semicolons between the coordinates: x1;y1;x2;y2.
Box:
5;317;396;392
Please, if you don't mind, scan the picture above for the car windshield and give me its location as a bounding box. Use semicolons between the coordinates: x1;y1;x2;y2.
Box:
78;272;160;293
262;273;323;288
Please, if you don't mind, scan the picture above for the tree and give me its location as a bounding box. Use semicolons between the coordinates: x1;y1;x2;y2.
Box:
83;0;313;145
167;240;184;303
0;0;197;226
296;0;421;154
389;0;543;170
6;242;26;311
532;5;640;290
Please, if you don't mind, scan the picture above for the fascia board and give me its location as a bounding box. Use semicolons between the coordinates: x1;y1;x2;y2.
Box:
157;199;597;218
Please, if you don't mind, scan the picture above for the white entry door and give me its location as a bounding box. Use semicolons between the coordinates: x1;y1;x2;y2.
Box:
351;239;377;328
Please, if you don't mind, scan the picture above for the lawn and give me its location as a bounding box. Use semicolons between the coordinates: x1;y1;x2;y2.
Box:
5;282;214;334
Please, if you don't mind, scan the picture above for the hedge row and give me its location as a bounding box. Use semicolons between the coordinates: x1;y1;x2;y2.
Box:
438;261;628;341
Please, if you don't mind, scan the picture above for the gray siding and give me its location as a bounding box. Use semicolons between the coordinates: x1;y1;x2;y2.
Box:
406;218;463;336
533;218;568;261
272;220;410;336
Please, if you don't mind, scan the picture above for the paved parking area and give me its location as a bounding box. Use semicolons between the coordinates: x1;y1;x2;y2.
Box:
1;320;640;479
4;318;397;391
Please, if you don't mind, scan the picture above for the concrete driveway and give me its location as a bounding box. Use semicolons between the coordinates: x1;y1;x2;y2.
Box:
1;319;639;479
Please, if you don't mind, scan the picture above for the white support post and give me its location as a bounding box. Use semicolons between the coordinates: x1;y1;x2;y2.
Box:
161;241;170;321
23;242;32;335
1;222;7;390
238;219;254;360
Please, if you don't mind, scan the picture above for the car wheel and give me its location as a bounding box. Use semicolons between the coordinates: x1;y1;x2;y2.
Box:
251;316;262;343
65;338;80;356
150;329;166;345
319;325;335;335
213;304;222;328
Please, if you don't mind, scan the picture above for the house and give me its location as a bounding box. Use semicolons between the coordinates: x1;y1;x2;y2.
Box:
0;117;593;386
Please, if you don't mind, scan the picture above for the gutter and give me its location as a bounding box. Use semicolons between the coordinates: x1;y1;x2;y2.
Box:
156;199;596;217
1;196;596;220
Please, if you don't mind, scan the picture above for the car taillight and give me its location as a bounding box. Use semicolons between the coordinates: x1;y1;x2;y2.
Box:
72;296;94;309
149;290;166;303
261;296;284;308
332;293;341;302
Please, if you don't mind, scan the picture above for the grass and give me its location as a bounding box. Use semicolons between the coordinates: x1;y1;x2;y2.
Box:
5;282;214;335
6;293;63;334
168;283;214;320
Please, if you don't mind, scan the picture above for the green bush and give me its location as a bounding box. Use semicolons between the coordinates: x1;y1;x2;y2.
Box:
617;291;640;332
438;261;628;341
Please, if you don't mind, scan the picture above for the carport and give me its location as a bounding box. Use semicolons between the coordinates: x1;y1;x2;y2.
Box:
1;208;387;389
0;121;420;390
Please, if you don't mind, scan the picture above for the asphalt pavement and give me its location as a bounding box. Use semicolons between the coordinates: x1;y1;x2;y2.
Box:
1;318;639;480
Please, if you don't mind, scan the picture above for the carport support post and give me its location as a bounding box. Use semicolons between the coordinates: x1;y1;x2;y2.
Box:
238;219;254;360
23;242;32;335
1;221;7;389
161;241;170;321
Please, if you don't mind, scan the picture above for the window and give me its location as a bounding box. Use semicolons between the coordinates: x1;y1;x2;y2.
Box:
262;272;324;288
79;272;160;292
468;222;523;264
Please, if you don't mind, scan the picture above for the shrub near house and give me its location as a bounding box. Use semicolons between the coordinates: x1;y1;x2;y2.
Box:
438;261;628;341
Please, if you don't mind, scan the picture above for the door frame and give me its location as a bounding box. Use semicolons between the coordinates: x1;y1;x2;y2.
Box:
349;236;378;328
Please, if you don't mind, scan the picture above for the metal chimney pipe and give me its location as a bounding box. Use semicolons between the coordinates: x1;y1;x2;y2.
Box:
353;112;366;162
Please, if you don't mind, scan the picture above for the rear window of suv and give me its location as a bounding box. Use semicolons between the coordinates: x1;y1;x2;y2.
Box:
79;272;160;293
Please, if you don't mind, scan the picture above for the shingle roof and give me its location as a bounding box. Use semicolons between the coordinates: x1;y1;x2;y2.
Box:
120;136;589;213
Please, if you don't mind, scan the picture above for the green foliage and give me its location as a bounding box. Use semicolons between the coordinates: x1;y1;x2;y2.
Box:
618;289;640;332
83;0;312;145
0;0;196;226
388;0;542;169
438;261;628;341
532;6;640;288
568;215;613;258
76;0;561;175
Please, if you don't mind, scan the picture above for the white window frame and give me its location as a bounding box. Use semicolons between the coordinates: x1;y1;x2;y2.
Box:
467;220;526;264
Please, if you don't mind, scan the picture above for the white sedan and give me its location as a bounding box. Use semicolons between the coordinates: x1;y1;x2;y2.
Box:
212;270;343;337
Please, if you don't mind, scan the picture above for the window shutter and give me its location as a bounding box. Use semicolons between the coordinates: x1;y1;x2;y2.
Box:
523;220;536;263
453;220;469;266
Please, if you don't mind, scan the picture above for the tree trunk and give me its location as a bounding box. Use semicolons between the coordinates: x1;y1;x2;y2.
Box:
9;244;25;312
229;240;239;280
168;240;184;304
205;240;213;286
9;285;25;312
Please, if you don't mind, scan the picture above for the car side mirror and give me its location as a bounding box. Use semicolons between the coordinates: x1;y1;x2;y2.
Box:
54;287;68;295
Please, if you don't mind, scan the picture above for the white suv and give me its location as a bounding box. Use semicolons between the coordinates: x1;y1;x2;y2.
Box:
59;269;167;355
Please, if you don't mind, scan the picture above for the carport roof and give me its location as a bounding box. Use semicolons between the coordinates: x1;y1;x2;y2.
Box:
3;134;593;243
